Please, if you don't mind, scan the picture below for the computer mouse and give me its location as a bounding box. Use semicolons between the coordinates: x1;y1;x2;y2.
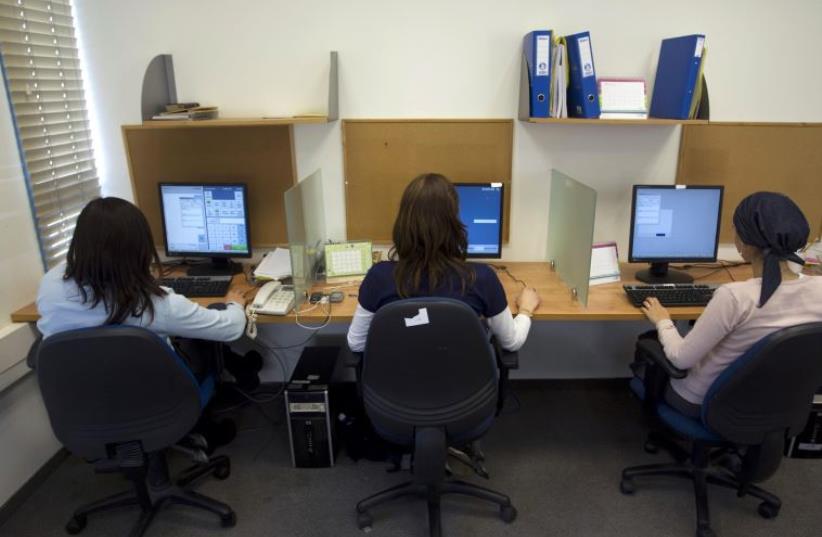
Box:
207;302;228;311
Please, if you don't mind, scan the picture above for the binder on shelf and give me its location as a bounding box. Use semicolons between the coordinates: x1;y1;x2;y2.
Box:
565;31;601;118
523;30;552;118
649;34;706;119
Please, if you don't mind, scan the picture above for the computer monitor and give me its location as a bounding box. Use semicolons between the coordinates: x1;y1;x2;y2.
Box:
158;183;251;276
455;183;504;259
629;184;723;284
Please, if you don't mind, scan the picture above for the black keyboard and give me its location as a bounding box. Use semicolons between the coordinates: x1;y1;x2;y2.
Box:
623;283;718;307
158;276;232;298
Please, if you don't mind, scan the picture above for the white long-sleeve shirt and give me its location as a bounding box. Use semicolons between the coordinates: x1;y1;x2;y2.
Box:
37;263;246;342
347;303;531;352
657;274;822;405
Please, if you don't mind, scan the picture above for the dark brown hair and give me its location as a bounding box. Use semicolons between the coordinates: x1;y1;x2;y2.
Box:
64;197;166;324
390;173;475;297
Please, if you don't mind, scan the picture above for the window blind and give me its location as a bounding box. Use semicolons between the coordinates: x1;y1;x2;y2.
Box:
0;0;100;269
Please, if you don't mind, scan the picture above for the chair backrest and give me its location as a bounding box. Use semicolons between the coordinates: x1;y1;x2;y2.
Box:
703;322;822;446
362;298;498;445
35;326;205;460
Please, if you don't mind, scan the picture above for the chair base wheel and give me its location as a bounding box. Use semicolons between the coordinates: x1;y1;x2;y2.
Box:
758;501;780;519
357;511;373;531
65;515;87;535
220;511;237;528
500;504;517;523
213;459;231;480
696;527;716;537
619;477;636;495
644;440;659;454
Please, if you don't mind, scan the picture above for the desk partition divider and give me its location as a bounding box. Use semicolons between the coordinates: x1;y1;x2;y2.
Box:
546;170;597;306
284;170;327;307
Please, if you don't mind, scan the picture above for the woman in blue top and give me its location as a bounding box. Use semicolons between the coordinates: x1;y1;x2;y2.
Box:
347;173;541;352
37;197;253;382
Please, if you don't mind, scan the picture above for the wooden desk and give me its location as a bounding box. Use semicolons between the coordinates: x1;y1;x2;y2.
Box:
9;262;753;324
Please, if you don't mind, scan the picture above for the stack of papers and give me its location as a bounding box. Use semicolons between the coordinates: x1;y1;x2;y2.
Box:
550;41;568;118
598;79;648;119
253;247;292;281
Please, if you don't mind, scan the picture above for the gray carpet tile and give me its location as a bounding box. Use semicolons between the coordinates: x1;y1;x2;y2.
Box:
1;383;820;537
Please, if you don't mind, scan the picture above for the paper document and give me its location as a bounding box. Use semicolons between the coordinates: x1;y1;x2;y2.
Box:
599;78;647;114
253;247;292;280
590;242;620;286
550;41;568;118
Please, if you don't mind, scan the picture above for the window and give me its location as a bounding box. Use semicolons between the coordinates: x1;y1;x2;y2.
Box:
0;0;99;269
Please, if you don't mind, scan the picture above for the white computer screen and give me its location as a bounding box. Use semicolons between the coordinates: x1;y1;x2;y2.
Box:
630;186;722;260
160;184;249;255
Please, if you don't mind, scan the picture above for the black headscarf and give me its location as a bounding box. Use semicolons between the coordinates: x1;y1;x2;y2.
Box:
732;192;809;307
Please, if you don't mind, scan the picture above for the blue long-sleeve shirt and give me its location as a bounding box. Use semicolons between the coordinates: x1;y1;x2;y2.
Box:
36;263;246;341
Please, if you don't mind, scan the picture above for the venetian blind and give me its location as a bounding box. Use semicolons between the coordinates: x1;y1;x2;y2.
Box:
0;0;100;268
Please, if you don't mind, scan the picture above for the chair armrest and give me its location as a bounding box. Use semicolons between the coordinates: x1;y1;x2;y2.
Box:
636;338;686;379
491;337;519;371
26;335;42;370
345;351;363;369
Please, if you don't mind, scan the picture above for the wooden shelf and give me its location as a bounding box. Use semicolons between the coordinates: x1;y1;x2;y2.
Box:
126;116;330;130
525;117;709;126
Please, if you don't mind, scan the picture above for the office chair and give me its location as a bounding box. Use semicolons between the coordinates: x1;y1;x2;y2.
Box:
621;322;822;537
33;326;236;536
355;298;518;537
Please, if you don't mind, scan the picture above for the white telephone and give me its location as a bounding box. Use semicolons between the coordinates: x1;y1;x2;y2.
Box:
245;281;296;339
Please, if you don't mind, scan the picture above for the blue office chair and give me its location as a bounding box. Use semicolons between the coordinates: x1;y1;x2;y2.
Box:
621;322;822;537
33;326;236;536
354;298;518;537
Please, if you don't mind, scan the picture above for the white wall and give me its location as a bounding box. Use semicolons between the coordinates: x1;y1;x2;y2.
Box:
0;70;60;507
74;0;822;258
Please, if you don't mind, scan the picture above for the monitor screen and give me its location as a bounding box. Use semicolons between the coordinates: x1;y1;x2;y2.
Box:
455;183;504;259
159;183;251;258
629;185;723;262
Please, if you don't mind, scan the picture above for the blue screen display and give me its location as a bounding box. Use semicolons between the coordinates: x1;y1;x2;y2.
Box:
630;186;722;260
455;184;503;257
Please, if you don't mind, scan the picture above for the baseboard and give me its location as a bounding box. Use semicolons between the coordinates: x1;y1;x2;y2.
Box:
0;448;68;528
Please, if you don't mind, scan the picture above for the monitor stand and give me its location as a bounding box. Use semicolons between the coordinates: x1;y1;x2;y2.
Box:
186;258;243;277
635;262;694;284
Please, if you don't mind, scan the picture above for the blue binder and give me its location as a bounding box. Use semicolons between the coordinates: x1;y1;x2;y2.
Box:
565;31;600;118
650;34;706;119
523;30;552;118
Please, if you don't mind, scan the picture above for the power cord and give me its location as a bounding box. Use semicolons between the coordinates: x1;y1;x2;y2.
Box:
490;264;528;288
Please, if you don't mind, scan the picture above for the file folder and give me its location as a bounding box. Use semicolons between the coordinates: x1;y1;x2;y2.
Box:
649;34;706;119
523;30;552;118
565;31;600;118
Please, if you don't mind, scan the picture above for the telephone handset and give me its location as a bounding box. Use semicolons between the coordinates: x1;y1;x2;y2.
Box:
245;281;295;339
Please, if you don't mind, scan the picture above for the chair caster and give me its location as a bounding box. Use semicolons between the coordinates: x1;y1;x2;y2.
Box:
696;526;716;537
65;515;87;535
357;511;373;532
644;440;659;454
213;458;231;480
500;504;517;523
620;477;636;495
758;501;780;519
220;511;237;528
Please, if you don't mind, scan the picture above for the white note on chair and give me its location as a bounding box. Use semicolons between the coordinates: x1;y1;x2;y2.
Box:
404;308;430;327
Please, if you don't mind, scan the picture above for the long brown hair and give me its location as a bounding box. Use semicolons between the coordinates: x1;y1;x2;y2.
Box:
64;197;166;324
390;173;475;297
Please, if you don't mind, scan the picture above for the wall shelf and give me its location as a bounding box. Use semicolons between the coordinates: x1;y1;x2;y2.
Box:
127;116;331;130
524;118;708;126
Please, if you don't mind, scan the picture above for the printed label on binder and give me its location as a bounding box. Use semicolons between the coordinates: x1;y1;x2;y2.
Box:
694;37;705;57
536;35;550;76
578;36;594;78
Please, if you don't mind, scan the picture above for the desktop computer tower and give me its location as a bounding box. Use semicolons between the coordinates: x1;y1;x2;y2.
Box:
285;346;340;468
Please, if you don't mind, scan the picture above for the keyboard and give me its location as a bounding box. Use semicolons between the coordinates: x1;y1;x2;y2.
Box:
158;276;232;298
623;283;718;307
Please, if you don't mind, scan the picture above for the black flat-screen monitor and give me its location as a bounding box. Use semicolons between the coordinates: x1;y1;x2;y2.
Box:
628;184;723;284
158;183;251;276
455;183;504;259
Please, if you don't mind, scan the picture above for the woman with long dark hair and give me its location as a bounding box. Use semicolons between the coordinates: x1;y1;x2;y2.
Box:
640;192;822;417
347;173;541;352
37;197;249;378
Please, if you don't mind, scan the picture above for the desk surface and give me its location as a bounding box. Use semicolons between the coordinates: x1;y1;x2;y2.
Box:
10;262;753;325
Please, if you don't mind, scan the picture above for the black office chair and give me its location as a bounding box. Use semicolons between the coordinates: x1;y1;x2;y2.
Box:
355;298;518;537
33;326;236;536
621;322;822;537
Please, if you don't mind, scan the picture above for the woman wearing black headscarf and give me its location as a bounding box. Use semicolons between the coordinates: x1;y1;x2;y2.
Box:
640;192;821;417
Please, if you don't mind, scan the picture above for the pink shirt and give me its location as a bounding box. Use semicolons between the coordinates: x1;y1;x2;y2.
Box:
657;275;822;405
